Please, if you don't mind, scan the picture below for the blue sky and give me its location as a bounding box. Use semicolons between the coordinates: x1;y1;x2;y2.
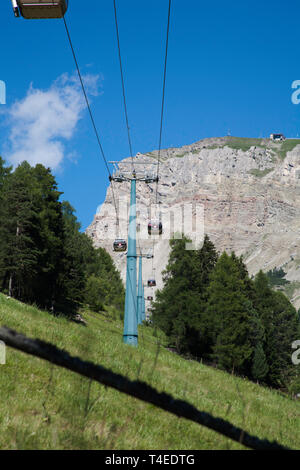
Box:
1;0;300;230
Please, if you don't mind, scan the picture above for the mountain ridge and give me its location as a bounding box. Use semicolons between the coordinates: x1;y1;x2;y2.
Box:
86;136;300;308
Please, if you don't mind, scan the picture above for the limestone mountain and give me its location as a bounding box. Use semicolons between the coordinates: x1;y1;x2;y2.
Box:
86;136;300;309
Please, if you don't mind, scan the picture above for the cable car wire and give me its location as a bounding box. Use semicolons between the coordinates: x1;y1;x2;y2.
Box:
112;0;172;280
154;0;172;206
113;0;148;313
62;16;120;226
113;0;135;171
152;0;172;272
112;1;147;339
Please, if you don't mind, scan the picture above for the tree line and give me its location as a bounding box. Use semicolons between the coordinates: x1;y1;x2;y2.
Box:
0;158;124;317
151;235;300;391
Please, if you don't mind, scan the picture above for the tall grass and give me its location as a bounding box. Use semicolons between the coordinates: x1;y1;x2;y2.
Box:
0;294;299;450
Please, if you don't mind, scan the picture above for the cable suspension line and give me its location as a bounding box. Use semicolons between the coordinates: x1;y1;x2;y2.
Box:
152;0;172;271
63;16;120;226
155;0;172;205
113;1;143;328
113;0;135;172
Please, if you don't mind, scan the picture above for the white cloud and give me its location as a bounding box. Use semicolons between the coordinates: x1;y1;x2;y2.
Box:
5;72;102;170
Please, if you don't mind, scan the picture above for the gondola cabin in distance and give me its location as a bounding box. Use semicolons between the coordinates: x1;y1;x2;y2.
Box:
148;220;162;236
11;0;68;19
113;239;127;253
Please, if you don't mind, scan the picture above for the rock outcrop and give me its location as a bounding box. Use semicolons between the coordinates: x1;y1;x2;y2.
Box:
86;136;300;308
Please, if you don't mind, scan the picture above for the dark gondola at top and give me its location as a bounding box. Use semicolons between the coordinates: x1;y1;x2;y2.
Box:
12;0;68;19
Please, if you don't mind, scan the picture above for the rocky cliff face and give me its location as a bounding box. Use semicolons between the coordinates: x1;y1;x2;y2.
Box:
86;136;300;309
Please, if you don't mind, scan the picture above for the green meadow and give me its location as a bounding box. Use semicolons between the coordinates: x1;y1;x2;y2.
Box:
0;293;299;450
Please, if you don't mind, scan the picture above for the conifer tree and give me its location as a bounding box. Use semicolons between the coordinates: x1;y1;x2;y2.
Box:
253;271;300;387
190;235;219;355
152;236;201;353
56;201;94;313
266;267;289;287
0;159;125;317
152;235;218;355
0;162;40;300
195;234;219;299
30;164;65;309
0;156;12;190
252;342;269;382
85;247;125;312
205;252;255;373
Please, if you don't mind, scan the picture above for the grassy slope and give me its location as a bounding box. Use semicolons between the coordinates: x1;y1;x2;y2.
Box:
140;137;300;163
226;137;300;160
0;293;299;450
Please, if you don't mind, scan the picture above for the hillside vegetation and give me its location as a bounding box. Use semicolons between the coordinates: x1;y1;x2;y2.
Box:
0;158;125;318
146;136;300;161
152;236;300;390
0;294;299;450
226;137;300;160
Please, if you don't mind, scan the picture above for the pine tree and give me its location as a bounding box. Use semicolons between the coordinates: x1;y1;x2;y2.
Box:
230;252;255;299
267;291;299;387
152;236;201;353
252;342;269;382
266;267;289;287
85;247;125;312
0;162;40;300
54;201;94;314
0;159;125;318
253;271;300;387
152;235;219;355
0;156;12;190
190;235;219;355
205;252;255;373
84;275;106;313
195;235;219;292
30;164;65;309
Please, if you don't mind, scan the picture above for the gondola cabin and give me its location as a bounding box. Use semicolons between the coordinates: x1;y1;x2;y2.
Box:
113;239;127;252
148;279;156;287
148;220;162;235
12;0;68;19
147;296;153;301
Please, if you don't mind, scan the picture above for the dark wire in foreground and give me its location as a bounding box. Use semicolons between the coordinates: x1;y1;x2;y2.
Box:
0;327;290;451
